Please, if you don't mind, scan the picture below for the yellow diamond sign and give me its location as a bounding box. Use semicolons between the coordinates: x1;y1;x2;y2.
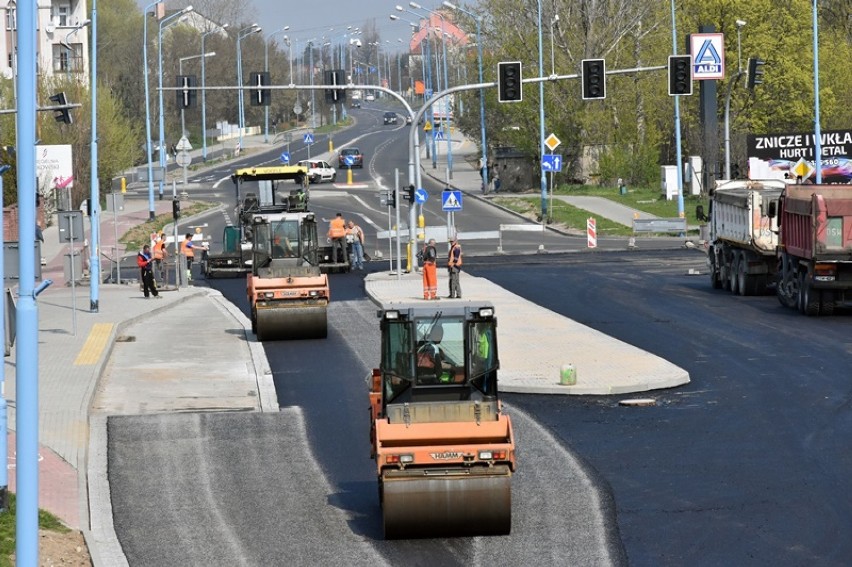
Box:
791;157;815;180
544;133;561;151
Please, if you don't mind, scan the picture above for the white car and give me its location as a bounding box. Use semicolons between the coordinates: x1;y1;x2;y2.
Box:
365;93;375;101
297;160;337;184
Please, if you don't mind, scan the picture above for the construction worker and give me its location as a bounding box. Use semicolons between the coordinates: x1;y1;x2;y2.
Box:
180;233;195;282
136;244;160;299
327;212;346;263
152;233;168;284
447;237;462;299
420;238;438;300
346;220;365;270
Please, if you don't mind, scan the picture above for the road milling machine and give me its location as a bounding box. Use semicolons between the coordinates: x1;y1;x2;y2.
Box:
369;301;515;539
246;209;329;341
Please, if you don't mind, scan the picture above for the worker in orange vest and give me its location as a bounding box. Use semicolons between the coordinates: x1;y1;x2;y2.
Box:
152;233;168;284
447;237;462;299
420;238;438;300
327;212;346;263
180;233;195;282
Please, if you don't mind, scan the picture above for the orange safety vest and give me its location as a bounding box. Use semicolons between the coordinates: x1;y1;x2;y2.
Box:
180;238;194;258
153;240;166;260
329;217;346;239
448;242;462;267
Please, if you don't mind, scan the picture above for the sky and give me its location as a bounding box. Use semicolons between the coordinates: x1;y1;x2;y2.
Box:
133;1;467;53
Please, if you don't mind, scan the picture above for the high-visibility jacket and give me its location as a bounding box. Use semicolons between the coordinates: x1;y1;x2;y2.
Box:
448;242;462;268
153;240;166;260
328;217;346;239
180;238;194;258
137;250;152;270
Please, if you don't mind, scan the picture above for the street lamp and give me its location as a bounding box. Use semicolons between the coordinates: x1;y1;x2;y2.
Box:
158;5;194;214
142;0;161;220
670;0;684;218
537;0;547;220
264;26;289;143
724;20;746;179
179;52;215;139
61;19;90;79
812;0;822;183
201;23;228;162
237;23;262;152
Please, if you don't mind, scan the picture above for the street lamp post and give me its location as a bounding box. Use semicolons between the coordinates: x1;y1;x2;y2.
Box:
264;26;289;143
813;0;822;183
670;0;685;218
201;23;228;162
724;20;746;179
158;6;194;213
237;24;262;152
179;52;215;139
142;1;161;220
308;40;316;128
537;0;547;220
62;19;90;79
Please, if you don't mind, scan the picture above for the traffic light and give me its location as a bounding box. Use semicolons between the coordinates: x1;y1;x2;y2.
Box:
381;190;396;208
731;163;741;180
668;55;692;96
497;61;523;103
581;59;606;100
747;57;765;90
249;72;271;106
176;75;197;109
172;197;181;220
405;184;416;203
49;92;73;124
324;70;346;104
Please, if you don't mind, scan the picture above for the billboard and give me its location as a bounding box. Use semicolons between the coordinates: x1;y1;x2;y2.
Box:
747;129;852;183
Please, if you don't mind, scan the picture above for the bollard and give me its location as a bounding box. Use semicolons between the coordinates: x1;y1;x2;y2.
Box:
560;364;576;386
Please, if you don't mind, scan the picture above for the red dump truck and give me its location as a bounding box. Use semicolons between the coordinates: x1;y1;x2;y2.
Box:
775;184;852;315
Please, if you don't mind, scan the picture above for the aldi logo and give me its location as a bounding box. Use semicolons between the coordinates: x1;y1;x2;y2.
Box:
689;33;725;80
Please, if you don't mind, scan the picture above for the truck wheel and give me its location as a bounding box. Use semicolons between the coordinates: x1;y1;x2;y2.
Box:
736;254;749;296
709;250;722;289
730;254;741;295
720;253;732;291
802;276;820;316
819;291;835;316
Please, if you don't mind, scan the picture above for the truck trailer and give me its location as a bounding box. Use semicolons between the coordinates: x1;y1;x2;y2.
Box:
775;184;852;315
706;179;787;295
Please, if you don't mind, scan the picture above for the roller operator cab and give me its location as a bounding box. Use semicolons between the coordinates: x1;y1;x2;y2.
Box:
247;211;329;341
369;302;515;539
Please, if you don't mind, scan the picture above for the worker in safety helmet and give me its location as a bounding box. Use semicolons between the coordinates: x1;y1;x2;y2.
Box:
328;212;346;263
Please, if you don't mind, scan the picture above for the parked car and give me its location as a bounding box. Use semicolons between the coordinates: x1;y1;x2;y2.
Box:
383;112;398;125
365;93;375;101
297;159;337;184
337;147;364;169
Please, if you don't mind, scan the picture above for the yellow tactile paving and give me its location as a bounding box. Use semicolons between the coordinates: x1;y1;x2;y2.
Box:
74;323;114;366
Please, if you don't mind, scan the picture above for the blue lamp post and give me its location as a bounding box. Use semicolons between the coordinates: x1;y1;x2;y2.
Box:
444;1;486;184
142;0;161;220
158;6;194;210
237;24;262;151
670;0;684;218
264;26;289;143
202;23;228;162
812;0;822;183
89;0;99;311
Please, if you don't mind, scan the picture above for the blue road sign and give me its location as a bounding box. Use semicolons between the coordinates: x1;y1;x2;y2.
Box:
442;190;463;212
344;155;355;166
415;188;428;204
434;130;445;141
303;133;314;144
425;88;433;98
280;151;291;164
541;154;563;172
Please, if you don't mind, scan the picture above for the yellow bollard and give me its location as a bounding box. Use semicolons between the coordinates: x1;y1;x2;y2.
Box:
121;176;126;193
417;213;426;241
329;140;334;153
347;168;353;185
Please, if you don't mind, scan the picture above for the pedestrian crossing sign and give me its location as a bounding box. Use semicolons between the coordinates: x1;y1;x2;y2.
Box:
442;189;463;211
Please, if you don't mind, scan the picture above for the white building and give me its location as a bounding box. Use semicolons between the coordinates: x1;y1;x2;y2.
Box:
1;0;90;80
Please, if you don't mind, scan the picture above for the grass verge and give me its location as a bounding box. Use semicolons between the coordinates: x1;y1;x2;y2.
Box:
554;183;709;226
494;196;636;236
0;493;69;567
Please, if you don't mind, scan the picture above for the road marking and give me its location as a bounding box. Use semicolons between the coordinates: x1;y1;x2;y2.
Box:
74;323;114;366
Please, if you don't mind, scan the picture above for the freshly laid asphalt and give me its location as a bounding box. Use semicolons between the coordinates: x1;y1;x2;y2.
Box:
5;127;689;564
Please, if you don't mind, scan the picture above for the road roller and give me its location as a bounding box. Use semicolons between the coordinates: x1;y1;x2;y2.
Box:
369;301;515;539
247;210;329;341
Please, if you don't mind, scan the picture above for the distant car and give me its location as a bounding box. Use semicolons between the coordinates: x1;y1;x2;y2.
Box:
405;116;412;125
383;112;398;125
338;147;364;169
351;100;361;108
365;93;375;101
297;159;337;184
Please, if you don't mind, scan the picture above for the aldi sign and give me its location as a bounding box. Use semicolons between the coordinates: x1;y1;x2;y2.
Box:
689;33;725;80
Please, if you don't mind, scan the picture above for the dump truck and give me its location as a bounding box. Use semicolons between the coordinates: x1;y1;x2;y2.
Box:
246;210;329;340
704;179;787;295
202;165;308;279
775;184;852;315
369;301;515;539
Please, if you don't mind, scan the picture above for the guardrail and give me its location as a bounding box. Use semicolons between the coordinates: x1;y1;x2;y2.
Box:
632;218;687;234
